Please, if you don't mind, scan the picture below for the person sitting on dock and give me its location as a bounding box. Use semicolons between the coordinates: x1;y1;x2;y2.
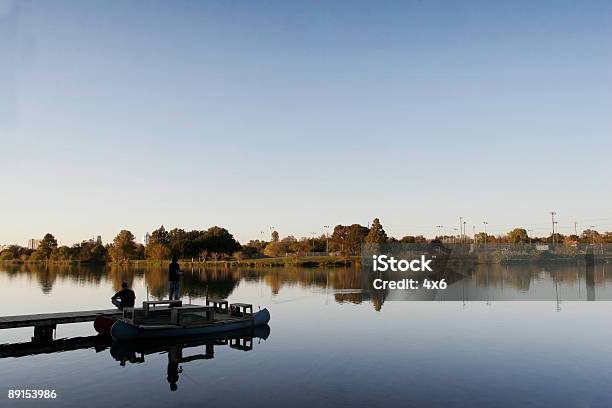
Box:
111;283;136;310
169;255;183;300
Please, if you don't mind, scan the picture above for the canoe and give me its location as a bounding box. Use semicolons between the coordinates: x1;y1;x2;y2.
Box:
110;308;270;341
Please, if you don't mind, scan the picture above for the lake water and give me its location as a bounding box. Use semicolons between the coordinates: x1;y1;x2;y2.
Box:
2;263;612;408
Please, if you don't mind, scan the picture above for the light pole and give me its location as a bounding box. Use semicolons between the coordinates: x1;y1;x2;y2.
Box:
453;228;458;245
463;221;467;245
324;225;330;253
472;225;476;246
436;225;443;240
590;225;596;245
459;217;463;244
311;232;317;252
483;221;488;249
550;212;556;246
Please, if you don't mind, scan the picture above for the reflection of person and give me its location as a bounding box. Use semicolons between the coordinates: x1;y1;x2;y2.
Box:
167;346;183;391
168;255;183;300
111;282;136;309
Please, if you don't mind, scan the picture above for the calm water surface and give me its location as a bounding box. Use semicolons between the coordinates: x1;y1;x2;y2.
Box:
2;263;612;408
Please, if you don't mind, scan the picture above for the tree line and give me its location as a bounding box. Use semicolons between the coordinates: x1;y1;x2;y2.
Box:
1;219;610;263
0;226;241;263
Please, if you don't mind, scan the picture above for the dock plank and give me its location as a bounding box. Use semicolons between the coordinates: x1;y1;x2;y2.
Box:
0;309;122;329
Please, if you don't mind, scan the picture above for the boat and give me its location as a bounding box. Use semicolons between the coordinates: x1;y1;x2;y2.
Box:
94;315;116;335
107;300;270;341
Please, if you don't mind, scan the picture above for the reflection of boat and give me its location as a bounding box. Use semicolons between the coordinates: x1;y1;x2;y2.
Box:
110;325;271;392
108;300;271;341
111;325;270;360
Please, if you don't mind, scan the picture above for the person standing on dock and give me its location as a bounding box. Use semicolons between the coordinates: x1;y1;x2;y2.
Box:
169;255;183;300
111;282;136;310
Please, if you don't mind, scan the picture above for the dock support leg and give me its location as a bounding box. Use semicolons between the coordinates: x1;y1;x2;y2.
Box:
32;325;56;342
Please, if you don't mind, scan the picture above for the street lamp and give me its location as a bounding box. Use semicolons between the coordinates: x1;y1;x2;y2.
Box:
590;225;596;245
435;225;443;239
550;212;556;245
324;225;330;253
483;221;488;249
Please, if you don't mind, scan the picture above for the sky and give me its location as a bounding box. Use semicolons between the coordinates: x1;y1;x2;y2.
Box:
1;0;611;246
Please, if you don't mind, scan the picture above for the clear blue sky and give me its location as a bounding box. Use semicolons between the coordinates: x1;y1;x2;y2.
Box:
1;0;611;245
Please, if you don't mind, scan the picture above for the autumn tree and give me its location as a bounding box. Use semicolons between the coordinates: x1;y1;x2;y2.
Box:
146;225;172;260
75;241;108;262
0;245;33;261
581;229;601;244
38;233;58;258
330;224;369;255
49;246;74;261
264;241;282;257
365;218;388;243
145;242;171;260
507;228;529;244
109;230;138;262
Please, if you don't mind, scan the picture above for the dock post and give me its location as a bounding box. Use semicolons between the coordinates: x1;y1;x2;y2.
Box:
32;325;56;342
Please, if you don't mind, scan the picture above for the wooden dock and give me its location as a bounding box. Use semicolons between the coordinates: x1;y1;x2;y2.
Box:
0;309;121;329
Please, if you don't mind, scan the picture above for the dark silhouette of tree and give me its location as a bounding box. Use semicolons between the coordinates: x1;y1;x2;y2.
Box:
150;225;170;245
201;226;241;255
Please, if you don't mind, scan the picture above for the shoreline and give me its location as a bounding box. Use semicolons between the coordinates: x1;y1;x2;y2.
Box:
1;254;610;267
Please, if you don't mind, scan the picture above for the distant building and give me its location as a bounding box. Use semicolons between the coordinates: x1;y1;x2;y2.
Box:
27;239;41;250
96;235;102;244
143;232;151;246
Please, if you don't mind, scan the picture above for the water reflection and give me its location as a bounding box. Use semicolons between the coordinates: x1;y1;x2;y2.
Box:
0;326;270;393
1;262;611;309
4;263;612;406
110;325;270;392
